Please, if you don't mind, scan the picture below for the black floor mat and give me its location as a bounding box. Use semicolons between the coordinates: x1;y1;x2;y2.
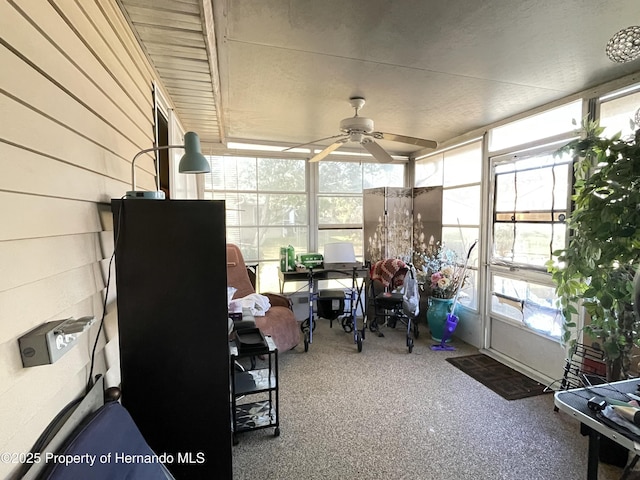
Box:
446;354;550;400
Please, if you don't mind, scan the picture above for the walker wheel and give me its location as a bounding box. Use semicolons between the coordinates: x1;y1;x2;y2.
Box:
342;316;353;333
356;334;363;353
407;337;414;353
301;317;316;332
304;333;309;352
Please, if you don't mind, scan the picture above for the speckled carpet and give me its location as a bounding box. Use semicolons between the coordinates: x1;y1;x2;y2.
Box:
232;318;630;480
446;354;550;400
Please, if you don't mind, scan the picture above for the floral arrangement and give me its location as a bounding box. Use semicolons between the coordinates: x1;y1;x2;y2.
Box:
417;243;467;299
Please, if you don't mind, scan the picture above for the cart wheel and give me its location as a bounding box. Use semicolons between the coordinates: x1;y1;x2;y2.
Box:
301;317;317;332
342;316;353;333
274;427;281;437
356;333;363;352
407;337;414;353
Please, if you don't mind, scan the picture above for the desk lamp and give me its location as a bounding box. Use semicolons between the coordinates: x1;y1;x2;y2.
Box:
323;242;356;268
126;131;210;199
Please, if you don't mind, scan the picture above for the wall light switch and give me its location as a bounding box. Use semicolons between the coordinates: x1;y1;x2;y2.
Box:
18;316;95;367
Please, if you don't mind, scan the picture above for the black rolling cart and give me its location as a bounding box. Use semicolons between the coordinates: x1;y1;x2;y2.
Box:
230;332;280;445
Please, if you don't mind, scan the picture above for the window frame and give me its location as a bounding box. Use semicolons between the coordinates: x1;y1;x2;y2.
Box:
204;155;309;265
486;135;578;339
415;139;483;312
204;154;407;291
489;143;573;272
316;161;405;258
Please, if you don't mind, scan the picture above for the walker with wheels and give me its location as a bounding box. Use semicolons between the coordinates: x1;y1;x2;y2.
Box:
300;267;365;352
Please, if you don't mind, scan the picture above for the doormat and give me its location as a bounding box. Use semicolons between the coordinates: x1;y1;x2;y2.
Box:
446;354;550;400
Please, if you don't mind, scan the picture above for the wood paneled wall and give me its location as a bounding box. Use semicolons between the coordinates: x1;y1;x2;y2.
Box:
0;0;165;476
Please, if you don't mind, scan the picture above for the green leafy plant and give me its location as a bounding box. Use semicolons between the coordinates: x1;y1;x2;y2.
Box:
547;119;640;380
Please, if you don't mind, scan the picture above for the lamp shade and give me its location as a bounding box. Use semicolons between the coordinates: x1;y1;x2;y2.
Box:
323;242;356;263
178;131;210;173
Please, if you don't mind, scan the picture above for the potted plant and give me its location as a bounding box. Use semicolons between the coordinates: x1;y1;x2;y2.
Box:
547;120;640;381
418;243;468;342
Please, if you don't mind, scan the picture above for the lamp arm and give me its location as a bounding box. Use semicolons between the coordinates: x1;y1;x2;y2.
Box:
130;144;185;192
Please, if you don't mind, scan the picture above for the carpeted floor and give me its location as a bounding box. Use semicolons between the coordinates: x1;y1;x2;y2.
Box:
446;354;550;400
232;318;633;480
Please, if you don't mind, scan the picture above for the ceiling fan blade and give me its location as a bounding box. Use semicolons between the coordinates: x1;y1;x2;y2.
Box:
309;142;344;162
361;140;394;163
374;132;438;150
282;134;348;152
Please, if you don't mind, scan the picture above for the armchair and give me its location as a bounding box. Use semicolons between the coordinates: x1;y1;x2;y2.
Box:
226;244;300;351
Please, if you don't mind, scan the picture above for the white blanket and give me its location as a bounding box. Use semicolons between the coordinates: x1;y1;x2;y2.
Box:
240;293;271;317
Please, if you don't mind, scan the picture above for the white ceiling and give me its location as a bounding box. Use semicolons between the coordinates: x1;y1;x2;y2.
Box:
120;0;640;158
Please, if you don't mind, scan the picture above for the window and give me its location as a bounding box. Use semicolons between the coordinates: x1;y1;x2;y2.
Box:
492;150;570;269
488;100;582;152
490;273;563;338
415;154;442;187
488;141;573;340
205;156;308;291
415;140;482;310
486;99;583;339
599;84;640;138
205;156;404;292
317;161;404;258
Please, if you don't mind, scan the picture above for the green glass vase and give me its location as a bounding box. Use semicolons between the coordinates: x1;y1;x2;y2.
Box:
427;297;456;342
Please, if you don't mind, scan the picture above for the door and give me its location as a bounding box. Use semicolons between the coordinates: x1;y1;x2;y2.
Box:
484;144;572;384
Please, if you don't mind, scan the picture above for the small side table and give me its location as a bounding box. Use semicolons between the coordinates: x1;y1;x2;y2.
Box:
229;335;280;445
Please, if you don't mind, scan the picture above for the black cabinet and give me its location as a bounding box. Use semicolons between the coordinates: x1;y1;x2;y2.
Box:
111;199;231;479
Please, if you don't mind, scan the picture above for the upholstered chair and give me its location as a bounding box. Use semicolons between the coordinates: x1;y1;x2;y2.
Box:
226;244;300;351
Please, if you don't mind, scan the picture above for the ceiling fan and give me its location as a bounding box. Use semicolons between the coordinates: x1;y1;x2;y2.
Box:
287;97;437;163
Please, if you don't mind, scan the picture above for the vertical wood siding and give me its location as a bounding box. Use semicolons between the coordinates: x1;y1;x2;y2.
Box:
0;0;165;475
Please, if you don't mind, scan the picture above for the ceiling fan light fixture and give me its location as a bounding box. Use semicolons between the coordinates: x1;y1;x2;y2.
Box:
301;96;436;163
606;26;640;63
350;132;365;143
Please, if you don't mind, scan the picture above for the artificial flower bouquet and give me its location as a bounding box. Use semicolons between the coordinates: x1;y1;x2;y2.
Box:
417;243;467;299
